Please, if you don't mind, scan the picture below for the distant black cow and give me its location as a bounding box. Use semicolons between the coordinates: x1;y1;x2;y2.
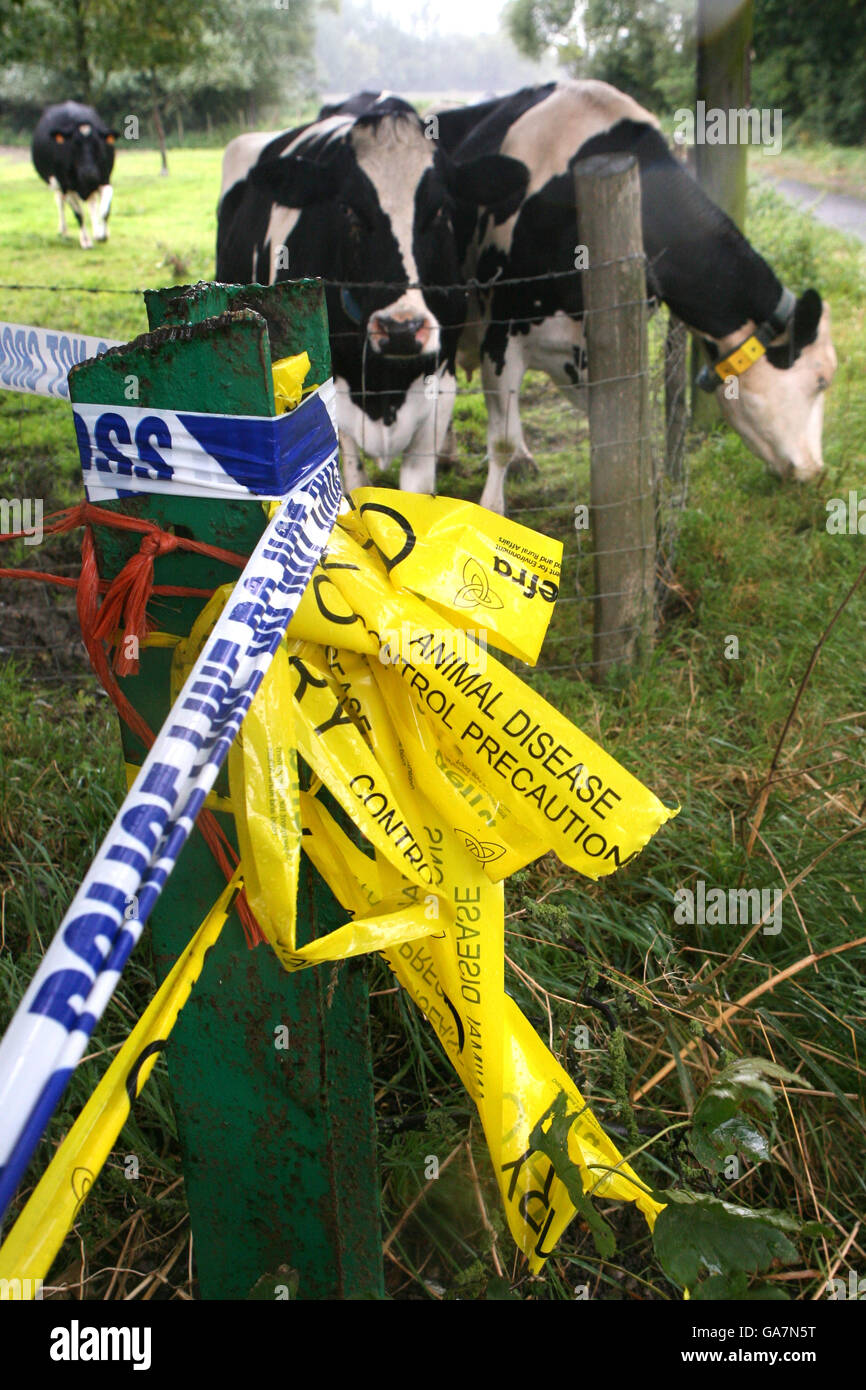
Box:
216;100;526;493
435;80;837;512
32;101;116;249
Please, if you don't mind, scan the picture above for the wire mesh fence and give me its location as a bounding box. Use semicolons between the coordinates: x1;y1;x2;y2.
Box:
319;283;691;681
0;261;692;683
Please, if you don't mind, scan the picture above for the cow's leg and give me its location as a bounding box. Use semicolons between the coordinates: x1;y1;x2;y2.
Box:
100;184;114;231
480;341;532;514
87;187;110;242
437;420;459;467
49;178;67;237
398;418;437;494
339;429;369;494
399;370;456;495
66;192;92;248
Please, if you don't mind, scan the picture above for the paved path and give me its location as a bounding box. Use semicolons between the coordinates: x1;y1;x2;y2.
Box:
769;177;866;244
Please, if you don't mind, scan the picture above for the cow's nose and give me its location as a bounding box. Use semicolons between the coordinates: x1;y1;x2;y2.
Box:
369;313;431;356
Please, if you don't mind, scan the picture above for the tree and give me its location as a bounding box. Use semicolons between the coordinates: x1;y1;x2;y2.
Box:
99;0;224;173
0;0;321;142
504;0;695;112
695;0;753;229
752;0;866;146
1;0;112;103
691;0;753;426
164;0;321;131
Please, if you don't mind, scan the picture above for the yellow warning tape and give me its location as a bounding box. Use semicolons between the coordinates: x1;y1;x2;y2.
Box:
0;871;242;1295
2;488;676;1283
217;491;675;1267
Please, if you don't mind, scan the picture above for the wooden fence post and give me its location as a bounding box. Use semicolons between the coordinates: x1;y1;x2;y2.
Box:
574;153;655;678
68;281;384;1300
665;312;689;485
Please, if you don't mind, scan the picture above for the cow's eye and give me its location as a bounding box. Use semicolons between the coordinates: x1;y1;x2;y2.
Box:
817;374;829;391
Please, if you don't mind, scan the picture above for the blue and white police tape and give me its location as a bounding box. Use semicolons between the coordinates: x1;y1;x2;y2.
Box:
0;321;121;400
0;448;343;1223
74;380;339;502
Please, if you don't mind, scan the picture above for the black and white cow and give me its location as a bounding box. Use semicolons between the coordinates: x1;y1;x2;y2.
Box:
215;98;526;493
31;101;116;249
435;80;837;513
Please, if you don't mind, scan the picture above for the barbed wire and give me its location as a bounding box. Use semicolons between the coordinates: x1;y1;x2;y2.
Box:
0;278;689;681
0;282;144;295
0;254;650;302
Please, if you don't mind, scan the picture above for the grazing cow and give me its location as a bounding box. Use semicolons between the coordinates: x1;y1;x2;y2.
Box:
216;99;526;493
435;80;837;513
31;101;116;249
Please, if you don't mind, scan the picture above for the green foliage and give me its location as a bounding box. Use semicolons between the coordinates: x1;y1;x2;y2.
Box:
505;0;865;145
693;1057;802;1132
653;1191;804;1292
753;0;866;146
690;1115;770;1170
529;1092;617;1259
505;0;695;112
0;0;319;134
689;1057;803;1172
503;0;577;63
690;1271;791;1301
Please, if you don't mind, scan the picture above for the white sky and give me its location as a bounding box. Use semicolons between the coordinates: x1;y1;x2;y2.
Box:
367;0;507;37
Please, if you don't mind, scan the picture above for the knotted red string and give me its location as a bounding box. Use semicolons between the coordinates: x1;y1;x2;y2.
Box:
91;528;179;675
1;507;265;947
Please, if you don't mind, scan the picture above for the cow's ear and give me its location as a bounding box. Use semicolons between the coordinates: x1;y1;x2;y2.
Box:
792;289;822;352
450;154;528;217
248;154;341;208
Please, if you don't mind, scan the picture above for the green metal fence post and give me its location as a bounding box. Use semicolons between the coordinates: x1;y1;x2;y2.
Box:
68;281;384;1300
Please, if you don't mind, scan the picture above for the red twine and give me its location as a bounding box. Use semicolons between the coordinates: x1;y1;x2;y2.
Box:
1;503;265;947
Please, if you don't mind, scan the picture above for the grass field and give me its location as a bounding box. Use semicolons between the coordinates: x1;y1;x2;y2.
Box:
1;143;865;1301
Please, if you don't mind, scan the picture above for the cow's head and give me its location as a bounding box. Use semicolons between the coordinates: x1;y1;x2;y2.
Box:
248;113;527;362
49;115;116;200
704;290;837;481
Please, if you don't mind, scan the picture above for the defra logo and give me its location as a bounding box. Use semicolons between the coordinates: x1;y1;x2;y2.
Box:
452;558;503;611
493;555;558;602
